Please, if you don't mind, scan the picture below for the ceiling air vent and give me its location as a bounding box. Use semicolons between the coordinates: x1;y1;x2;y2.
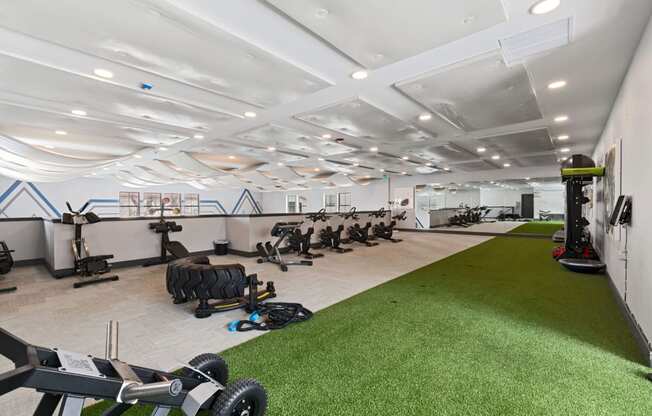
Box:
500;18;573;66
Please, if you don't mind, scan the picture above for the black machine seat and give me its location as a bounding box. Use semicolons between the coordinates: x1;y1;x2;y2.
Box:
167;256;275;318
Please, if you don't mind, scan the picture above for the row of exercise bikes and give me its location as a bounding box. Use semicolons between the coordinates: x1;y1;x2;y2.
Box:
256;207;407;272
447;205;492;228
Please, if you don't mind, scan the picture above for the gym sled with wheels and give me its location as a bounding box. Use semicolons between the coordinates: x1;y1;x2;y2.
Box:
0;321;268;416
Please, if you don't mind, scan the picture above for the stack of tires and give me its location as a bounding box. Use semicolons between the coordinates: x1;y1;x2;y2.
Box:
166;256;248;304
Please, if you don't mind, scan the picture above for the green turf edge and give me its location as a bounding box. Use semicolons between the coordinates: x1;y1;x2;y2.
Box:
509;221;564;236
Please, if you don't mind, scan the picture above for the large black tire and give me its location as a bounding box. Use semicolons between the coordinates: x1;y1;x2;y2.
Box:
166;257;248;304
181;353;229;386
211;379;267;416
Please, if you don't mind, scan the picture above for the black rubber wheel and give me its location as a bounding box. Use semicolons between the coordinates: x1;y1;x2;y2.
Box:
211;379;267;416
181;353;229;386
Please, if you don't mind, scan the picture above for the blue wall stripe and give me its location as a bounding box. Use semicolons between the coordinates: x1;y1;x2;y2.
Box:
232;189;262;215
200;200;228;214
26;182;61;217
79;198;119;211
0;180;22;205
231;190;246;214
244;189;262;214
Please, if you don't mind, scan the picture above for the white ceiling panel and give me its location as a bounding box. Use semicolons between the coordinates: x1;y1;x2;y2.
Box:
265;0;506;68
296;98;434;144
465;129;554;156
235;124;356;156
517;154;561;167
0;0;329;108
396;52;542;132
0;55;236;132
412;144;478;164
453;160;498;172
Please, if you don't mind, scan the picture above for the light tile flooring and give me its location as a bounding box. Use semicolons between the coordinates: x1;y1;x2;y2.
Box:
0;231;490;415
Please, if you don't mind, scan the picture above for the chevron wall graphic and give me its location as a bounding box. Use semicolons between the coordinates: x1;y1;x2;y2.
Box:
0;180;61;218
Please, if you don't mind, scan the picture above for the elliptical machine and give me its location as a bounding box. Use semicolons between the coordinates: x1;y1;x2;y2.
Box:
62;202;119;289
345;208;378;247
0;241;16;294
318;209;353;254
257;222;313;272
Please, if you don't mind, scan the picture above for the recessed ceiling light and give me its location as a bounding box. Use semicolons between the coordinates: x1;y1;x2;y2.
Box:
228;155;237;160
370;147;379;152
133;154;143;159
55;130;67;135
560;147;570;153
401;172;407;175
71;109;87;116
554;115;569;123
530;0;561;15
492;154;501;160
277;162;284;166
353;163;360;167
525;177;531;180
444;167;451;171
418;113;433;122
159;147;168;151
43;145;55;150
318;157;325;161
503;163;511;168
91;172;97;176
116;162;123;167
379;168;385;172
548;80;567;90
425;162;433;167
401;156;409;160
477;147;487;153
244;111;257;118
194;134;204;139
93;68;114;78
365;175;371;179
315;8;329;18
557;134;569;141
314;168;321;172
351;70;368;80
267;146;276;152
322;134;332;139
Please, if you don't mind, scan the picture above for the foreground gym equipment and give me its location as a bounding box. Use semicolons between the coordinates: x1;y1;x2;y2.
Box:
144;218;190;267
553;155;606;273
0;321;268;416
62;202;119;288
0;241;16;294
167;256;276;318
257;222;313;271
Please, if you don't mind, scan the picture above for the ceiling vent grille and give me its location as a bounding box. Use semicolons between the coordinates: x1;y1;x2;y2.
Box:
500;18;573;66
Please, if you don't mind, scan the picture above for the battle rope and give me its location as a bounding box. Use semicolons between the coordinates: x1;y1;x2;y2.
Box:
228;302;313;332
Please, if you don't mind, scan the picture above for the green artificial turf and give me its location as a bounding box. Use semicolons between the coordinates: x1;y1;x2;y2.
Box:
509;221;564;236
84;237;651;416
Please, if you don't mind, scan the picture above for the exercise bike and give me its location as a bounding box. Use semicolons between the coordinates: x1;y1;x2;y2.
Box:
257;222;313;272
372;208;403;243
345;208;378;247
144;219;190;267
287;218;324;260
0;321;268;416
62;202;119;289
318;210;353;254
0;241;16;294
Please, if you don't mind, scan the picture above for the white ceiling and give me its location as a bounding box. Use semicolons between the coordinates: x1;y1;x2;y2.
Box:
0;0;650;190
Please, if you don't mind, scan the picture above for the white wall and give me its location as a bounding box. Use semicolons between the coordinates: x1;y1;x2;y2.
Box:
0;219;45;261
591;15;652;352
0;176;263;218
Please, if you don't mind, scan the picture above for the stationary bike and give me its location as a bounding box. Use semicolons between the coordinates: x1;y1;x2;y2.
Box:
287;217;324;260
345;208;378;247
318;210;352;254
372;208;403;243
62;202;119;288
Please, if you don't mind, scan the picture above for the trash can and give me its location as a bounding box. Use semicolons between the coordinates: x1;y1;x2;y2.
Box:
213;240;229;256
